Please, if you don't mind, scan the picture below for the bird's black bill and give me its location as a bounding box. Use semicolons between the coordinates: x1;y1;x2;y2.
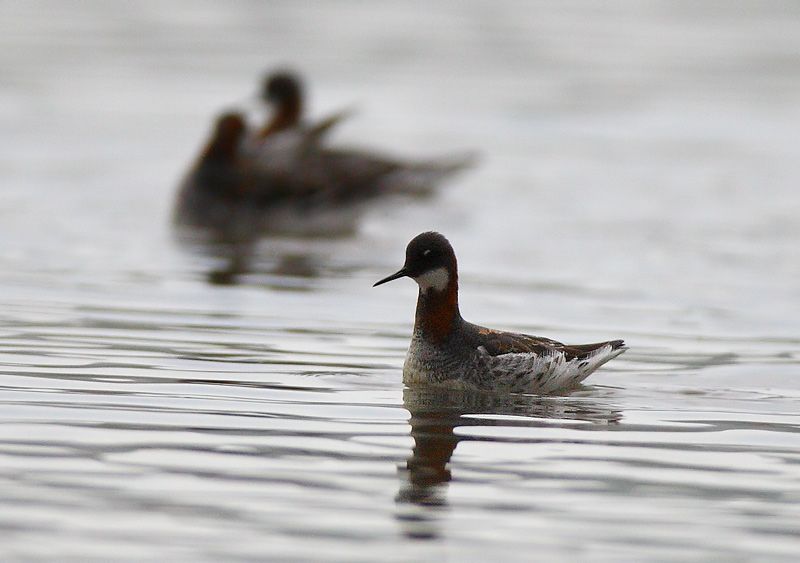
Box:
373;268;409;287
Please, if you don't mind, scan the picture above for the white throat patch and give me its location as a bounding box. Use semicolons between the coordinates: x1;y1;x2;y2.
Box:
414;267;450;293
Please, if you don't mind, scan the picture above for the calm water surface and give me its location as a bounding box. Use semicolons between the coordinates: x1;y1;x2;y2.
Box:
1;1;799;560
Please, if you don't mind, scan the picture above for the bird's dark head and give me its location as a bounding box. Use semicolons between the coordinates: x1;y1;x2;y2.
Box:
373;232;458;293
214;112;246;141
262;70;303;106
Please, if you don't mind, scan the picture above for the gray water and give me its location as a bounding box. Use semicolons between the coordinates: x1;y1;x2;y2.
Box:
2;1;800;561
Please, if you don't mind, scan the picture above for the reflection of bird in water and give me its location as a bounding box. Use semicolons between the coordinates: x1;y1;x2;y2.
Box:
375;232;627;393
176;233;334;288
396;386;622;540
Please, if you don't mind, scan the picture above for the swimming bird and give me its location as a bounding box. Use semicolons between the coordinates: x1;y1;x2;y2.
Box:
374;232;626;393
173;112;257;234
174;66;476;238
249;69;472;200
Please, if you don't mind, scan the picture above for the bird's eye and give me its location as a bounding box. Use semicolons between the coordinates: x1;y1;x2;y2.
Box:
422;249;431;257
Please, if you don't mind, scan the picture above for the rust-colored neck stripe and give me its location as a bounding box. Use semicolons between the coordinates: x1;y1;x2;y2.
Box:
201;124;241;162
414;276;460;344
258;100;302;139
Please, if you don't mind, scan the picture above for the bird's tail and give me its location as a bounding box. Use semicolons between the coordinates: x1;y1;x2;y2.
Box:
580;340;627;373
381;151;479;196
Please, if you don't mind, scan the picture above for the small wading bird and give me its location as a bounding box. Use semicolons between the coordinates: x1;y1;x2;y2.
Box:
374;232;626;393
174;70;475;238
